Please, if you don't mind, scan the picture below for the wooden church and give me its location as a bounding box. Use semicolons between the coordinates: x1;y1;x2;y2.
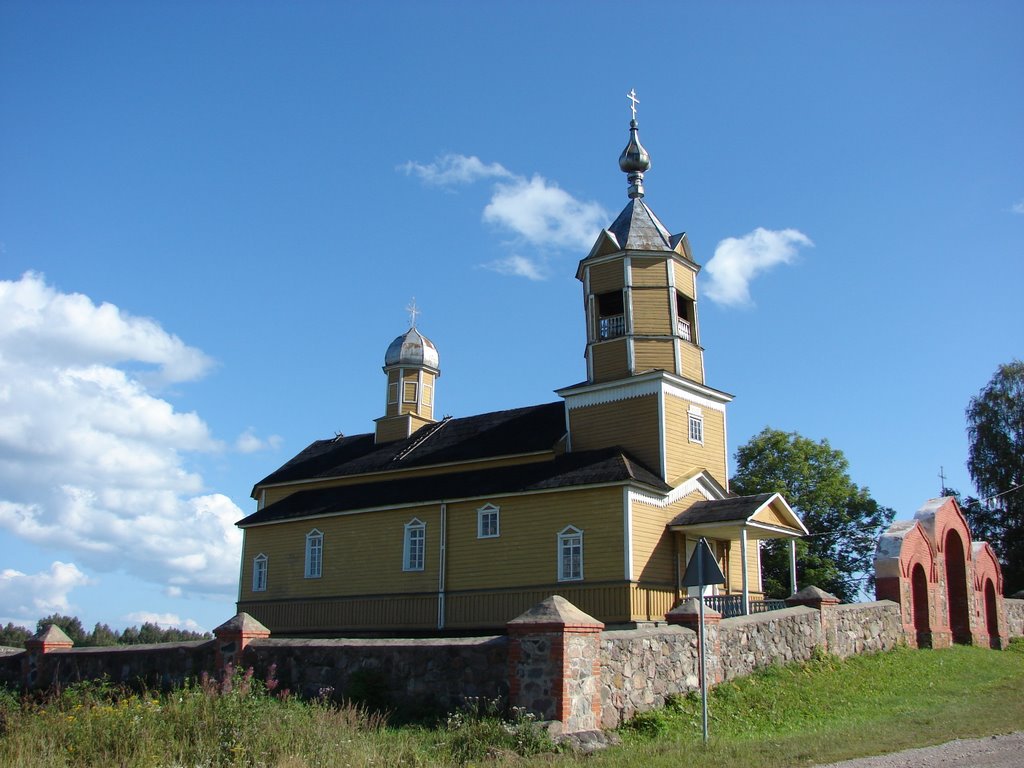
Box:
236;107;808;635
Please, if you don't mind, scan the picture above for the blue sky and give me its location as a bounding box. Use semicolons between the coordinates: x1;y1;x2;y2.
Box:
1;1;1021;633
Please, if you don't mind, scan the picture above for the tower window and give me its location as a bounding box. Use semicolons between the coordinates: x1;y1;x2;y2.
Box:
688;408;704;445
403;518;425;571
676;292;695;343
596;291;625;340
403;381;418;403
305;529;323;579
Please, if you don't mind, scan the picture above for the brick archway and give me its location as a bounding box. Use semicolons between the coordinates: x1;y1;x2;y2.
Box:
984;580;999;646
911;563;931;647
944;529;971;644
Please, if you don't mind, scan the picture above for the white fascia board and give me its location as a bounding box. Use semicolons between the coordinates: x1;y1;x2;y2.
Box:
629;470;726;509
557;369;732;413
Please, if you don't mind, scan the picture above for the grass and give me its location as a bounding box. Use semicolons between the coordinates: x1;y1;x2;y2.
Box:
0;642;1021;767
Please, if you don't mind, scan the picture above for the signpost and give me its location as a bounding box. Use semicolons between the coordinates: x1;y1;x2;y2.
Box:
680;537;727;745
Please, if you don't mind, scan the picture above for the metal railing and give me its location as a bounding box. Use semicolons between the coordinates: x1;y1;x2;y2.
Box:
703;595;787;619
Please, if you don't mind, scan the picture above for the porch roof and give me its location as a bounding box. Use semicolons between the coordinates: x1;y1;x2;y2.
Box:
668;492;808;540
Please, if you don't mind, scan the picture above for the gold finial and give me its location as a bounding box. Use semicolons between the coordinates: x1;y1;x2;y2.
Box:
626;88;640;121
406;297;421;329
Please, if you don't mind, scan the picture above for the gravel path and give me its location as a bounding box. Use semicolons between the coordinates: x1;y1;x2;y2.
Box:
814;732;1024;768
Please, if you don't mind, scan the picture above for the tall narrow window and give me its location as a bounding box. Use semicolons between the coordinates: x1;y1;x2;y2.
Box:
688;407;704;445
305;529;323;579
252;553;268;592
477;504;500;538
558;525;583;581
404;518;425;571
676;291;696;343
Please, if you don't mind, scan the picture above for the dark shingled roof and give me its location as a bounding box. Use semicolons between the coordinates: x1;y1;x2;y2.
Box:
668;493;775;527
239;448;670;527
253;402;568;491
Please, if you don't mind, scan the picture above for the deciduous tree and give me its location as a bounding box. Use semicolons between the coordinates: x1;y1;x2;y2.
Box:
966;360;1024;594
732;428;895;603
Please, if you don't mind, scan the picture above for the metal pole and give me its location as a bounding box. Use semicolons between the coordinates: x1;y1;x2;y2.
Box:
698;539;709;745
789;538;798;595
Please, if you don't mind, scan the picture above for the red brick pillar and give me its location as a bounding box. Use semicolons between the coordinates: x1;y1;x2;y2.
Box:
507;596;604;734
666;597;722;684
22;625;74;689
213;613;270;673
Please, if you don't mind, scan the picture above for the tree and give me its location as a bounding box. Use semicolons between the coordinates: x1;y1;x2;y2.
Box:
35;614;87;646
966;360;1024;595
732;428;896;603
0;622;31;648
88;622;119;647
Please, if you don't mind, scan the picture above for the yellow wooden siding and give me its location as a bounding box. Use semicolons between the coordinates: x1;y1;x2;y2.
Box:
752;502;791;529
237;594;438;634
633;338;675;374
631;288;673;334
445;487;625;591
673;262;696;298
568;395;661;474
445;583;633;629
591;338;630;382
664;397;726;485
631;497;677;584
239;506;442;602
258;449;559;508
630;257;668;287
629;583;678;622
679;342;704;384
589;261;625;294
374;415;412;442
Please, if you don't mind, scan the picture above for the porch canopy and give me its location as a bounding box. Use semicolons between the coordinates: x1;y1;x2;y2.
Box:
668;492;808;615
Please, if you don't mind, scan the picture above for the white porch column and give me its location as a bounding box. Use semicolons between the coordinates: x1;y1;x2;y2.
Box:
789;539;798;595
740;527;749;615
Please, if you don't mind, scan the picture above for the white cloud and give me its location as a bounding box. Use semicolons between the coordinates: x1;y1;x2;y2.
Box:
0;561;90;618
481;255;545;281
400;154;513;186
403;154;607;278
235;429;283;454
122;610;203;631
703;228;813;307
0;273;245;613
1012;199;1024;215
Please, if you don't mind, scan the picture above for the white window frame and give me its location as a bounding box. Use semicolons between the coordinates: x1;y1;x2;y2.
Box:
388;381;399;405
403;518;425;571
252;553;268;592
305;529;323;579
403;381;418;404
477;504;500;539
558;525;583;582
688;406;704;445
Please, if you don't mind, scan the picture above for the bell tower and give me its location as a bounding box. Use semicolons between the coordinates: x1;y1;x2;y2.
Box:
374;301;440;444
559;93;731;487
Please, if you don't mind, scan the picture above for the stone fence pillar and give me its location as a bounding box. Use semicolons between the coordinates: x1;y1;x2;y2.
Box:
666;597;722;685
506;596;604;734
213;613;270;673
786;585;840;651
22;624;74;689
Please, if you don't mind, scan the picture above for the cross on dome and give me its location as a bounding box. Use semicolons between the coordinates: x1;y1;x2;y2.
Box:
406;297;421;329
626;88;640;121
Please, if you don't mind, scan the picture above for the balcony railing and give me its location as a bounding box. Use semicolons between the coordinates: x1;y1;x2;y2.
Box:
599;314;625;340
676;317;692;342
703;595;787;618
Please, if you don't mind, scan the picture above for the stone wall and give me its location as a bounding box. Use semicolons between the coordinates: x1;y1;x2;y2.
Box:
830;601;905;658
717;607;822;680
1005;598;1024;638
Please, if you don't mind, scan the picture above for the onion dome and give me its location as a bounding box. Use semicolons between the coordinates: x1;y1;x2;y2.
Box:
384;327;440;372
619;118;651;199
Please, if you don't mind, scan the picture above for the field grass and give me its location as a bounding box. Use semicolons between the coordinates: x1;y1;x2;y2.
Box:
1;641;1021;767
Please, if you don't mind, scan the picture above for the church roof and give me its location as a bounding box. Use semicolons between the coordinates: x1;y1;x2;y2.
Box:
606;197;674;252
669;493;776;526
240;447;669;527
253;401;569;492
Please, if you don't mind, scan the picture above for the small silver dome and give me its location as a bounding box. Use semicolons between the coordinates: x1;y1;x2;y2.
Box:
384;328;440;371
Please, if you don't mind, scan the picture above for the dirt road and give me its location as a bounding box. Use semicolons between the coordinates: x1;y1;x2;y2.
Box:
815;732;1024;768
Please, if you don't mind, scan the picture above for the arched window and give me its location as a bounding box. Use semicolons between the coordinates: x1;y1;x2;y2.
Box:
558;525;583;581
252;553;268;592
477;504;500;539
305;529;323;578
404;518;425;571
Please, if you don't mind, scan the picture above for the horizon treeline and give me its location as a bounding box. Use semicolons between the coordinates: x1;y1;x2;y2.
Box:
0;613;211;648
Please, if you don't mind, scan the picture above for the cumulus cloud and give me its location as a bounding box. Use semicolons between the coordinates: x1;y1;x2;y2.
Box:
0;273;245;613
400;154;513;186
0;561;90;618
235;429;282;454
403;154;607;277
703;228;813;307
1012;199;1024;215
